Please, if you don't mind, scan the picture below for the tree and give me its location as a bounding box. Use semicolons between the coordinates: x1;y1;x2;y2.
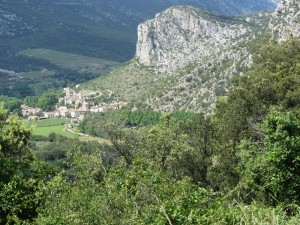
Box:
180;113;214;186
105;122;137;167
36;144;212;225
24;96;39;107
0;96;22;115
263;108;300;204
37;93;58;112
137;115;197;180
210;39;300;191
238;108;300;205
0;104;43;224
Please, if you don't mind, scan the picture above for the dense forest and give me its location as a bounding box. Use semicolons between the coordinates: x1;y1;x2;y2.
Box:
0;39;299;224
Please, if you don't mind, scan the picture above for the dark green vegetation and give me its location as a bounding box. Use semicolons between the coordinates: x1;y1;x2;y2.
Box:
1;40;299;223
79;109;194;137
0;96;22;116
30;134;115;173
0;0;136;61
0;0;136;99
0;105;45;224
0;51;117;98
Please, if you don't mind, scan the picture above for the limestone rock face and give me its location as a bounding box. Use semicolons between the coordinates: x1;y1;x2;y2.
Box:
136;6;256;72
269;0;300;41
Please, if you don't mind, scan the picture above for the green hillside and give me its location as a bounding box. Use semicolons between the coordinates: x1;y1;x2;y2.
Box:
19;48;120;75
80;60;170;102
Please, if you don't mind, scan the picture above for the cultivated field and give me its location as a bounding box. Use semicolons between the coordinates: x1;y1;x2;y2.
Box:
24;69;55;78
19;48;120;74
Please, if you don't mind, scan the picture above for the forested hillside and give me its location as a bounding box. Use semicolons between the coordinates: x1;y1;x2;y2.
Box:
1;39;299;224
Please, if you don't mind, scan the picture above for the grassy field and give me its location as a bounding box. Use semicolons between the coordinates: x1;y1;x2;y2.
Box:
19;48;121;74
28;118;75;138
28;118;70;127
32;125;76;138
27;118;110;143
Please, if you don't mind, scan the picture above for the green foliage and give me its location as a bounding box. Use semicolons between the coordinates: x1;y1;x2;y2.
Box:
180;113;214;186
263;109;300;204
37;92;58;112
0;96;22;115
24;96;39;107
169;111;195;123
2;39;299;224
79;109;162;138
79;109;196;139
138;115;196;179
128;109;161;126
31;134;115;173
36;144;212;224
238;108;300;205
0;104;46;224
210;39;300;191
36;138;300;225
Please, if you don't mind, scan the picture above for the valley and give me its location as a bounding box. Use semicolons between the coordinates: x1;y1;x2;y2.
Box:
0;48;120;98
0;0;300;224
0;0;278;100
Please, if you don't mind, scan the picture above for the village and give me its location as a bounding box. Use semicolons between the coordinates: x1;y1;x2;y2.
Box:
21;87;127;121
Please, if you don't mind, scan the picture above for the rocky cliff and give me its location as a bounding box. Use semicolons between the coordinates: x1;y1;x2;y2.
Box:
269;0;300;41
136;6;266;72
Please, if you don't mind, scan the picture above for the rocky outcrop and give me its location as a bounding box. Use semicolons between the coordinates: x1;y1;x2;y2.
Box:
269;0;300;41
136;6;264;72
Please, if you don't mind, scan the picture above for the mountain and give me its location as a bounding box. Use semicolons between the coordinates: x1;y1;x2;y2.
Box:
0;0;136;62
81;0;299;113
0;0;278;63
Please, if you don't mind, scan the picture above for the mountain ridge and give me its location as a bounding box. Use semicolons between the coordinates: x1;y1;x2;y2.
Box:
81;0;299;114
0;0;278;62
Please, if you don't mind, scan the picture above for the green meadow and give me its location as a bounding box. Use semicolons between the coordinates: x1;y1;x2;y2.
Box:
28;118;75;139
27;118;110;143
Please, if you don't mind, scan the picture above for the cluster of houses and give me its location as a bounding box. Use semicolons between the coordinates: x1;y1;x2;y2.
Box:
22;87;127;120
